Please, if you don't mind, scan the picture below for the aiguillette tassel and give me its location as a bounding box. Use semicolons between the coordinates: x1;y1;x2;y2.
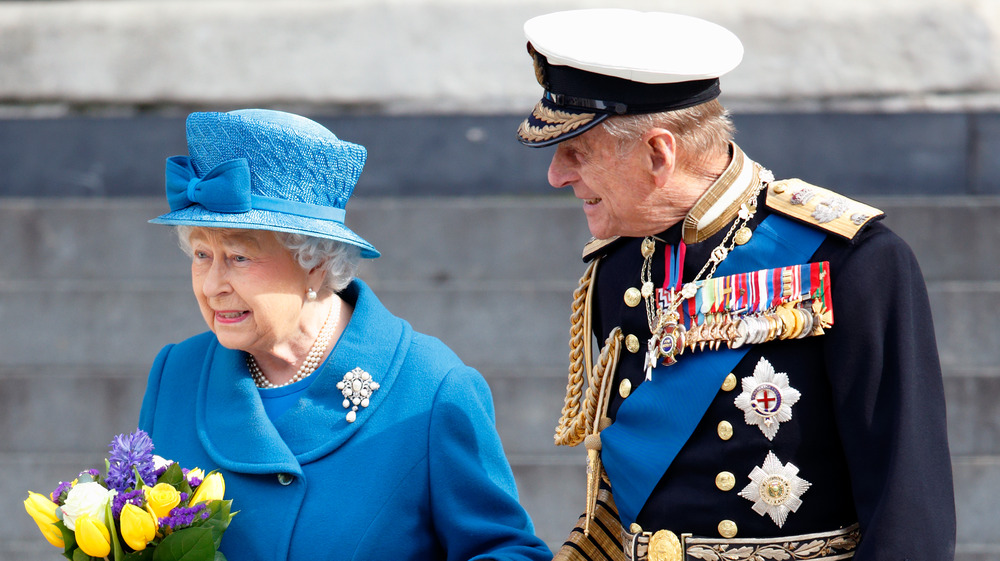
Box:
583;433;603;536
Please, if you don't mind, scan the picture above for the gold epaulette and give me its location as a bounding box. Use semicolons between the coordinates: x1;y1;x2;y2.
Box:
765;178;883;242
582;236;621;262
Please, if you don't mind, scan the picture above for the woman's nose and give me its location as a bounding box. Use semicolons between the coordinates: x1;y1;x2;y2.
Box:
200;259;230;296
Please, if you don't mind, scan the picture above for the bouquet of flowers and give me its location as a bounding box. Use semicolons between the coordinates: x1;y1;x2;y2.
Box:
23;428;236;561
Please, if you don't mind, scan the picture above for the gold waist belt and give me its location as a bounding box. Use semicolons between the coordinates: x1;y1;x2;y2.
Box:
622;522;860;561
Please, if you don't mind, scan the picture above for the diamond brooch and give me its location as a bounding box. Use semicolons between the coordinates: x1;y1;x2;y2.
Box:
337;367;379;423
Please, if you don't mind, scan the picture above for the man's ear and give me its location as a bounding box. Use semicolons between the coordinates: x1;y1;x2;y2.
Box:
643;128;676;184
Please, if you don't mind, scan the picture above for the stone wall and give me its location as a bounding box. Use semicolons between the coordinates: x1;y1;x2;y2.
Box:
1;0;999;114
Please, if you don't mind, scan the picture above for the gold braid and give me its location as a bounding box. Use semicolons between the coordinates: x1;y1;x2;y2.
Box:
554;258;622;447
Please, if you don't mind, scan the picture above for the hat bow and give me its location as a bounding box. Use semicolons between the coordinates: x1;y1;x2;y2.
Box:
166;156;252;213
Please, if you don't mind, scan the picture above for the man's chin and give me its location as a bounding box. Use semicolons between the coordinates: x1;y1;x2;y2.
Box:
585;221;615;240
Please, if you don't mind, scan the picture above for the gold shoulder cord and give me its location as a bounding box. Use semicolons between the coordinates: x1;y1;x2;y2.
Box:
554;257;623;535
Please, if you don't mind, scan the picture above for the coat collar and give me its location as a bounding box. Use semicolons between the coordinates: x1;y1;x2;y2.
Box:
195;279;412;474
681;143;762;245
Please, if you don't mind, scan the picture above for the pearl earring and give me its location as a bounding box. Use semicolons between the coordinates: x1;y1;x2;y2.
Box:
307;287;318;301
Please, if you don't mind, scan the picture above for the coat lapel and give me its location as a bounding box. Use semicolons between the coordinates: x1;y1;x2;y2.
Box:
196;279;411;473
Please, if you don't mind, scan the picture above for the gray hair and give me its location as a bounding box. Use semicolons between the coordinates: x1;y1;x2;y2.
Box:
601;100;735;172
175;226;361;294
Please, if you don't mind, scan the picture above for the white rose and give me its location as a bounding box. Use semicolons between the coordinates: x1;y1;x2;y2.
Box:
60;482;116;530
152;455;173;471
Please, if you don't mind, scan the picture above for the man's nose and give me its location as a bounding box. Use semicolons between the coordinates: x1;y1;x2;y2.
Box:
547;147;577;189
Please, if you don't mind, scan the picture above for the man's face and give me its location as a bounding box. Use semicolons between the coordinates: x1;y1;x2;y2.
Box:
547;125;666;239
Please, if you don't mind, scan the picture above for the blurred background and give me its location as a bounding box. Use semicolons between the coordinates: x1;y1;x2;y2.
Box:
2;0;999;559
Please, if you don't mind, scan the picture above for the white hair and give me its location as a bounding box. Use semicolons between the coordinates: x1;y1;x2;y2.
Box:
175;226;361;294
601;100;735;174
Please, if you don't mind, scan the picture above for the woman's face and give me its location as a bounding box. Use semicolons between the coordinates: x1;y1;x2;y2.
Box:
188;228;320;356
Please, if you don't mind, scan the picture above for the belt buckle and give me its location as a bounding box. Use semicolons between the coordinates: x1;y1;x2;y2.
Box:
624;525;685;561
647;529;683;561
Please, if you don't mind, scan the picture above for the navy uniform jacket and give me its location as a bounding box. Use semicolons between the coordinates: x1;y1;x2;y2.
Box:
588;146;955;559
139;279;552;561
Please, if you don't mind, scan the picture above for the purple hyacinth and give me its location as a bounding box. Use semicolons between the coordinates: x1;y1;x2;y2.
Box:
159;503;210;531
106;429;157;494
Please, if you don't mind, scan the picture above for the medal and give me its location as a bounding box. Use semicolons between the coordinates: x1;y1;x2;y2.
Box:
738;451;812;528
734;357;800;440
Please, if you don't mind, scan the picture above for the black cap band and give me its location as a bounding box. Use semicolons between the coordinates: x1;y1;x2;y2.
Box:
542;56;722;116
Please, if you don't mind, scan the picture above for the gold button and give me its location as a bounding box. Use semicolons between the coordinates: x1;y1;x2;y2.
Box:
625;334;640;353
721;373;737;392
734;226;752;246
624;287;642;307
715;471;736;491
619;378;632;399
717;420;733;441
718;520;738;538
629;523;643;534
772;182;786;194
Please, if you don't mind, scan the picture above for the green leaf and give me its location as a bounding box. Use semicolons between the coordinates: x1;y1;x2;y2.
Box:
152;527;216;561
157;463;185;488
106;501;126;560
59;522;77;559
121;547;155;561
71;548;92;561
214;552;228;561
134;466;150;489
197;501;235;548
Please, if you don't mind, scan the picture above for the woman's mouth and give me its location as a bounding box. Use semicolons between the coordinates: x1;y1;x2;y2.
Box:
584;198;601;205
215;311;249;324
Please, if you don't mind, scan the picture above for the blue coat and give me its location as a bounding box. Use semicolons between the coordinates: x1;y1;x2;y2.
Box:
138;280;551;561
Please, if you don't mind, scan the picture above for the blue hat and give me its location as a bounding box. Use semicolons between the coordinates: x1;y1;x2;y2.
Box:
517;10;744;147
151;109;379;258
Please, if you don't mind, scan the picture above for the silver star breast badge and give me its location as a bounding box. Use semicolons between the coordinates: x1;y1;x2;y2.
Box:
734;357;800;441
738;451;812;528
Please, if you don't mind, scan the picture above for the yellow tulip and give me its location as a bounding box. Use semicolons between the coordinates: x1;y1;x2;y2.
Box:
144;483;181;519
189;472;225;505
75;514;111;558
23;491;65;548
120;503;157;551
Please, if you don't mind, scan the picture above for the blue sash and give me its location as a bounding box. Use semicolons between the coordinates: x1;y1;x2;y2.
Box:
601;214;827;526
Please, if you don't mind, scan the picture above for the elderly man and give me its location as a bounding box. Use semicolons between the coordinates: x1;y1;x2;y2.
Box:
517;9;955;561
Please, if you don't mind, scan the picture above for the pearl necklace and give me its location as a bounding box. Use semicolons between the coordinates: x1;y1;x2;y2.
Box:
247;301;339;389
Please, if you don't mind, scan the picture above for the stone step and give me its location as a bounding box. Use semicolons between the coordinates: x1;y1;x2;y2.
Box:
2;365;997;458
5;451;999;556
1;197;998;283
3;113;1000;198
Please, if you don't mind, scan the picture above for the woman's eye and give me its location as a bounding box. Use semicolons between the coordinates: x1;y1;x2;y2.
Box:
232;255;249;263
194;251;209;259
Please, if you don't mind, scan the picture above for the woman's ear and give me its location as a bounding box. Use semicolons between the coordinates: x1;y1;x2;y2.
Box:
306;264;328;297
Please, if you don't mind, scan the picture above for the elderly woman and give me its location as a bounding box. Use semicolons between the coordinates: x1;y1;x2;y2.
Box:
138;109;551;561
